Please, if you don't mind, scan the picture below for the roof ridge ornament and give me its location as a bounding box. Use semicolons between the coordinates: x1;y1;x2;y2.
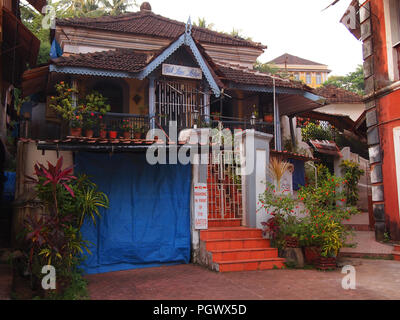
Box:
185;16;192;37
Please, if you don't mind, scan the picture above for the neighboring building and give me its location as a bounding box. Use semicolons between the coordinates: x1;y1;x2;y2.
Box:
341;0;400;241
0;0;41;247
18;2;324;274
268;53;331;88
314;85;364;121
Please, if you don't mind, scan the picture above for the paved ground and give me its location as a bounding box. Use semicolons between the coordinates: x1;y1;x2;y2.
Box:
86;259;400;300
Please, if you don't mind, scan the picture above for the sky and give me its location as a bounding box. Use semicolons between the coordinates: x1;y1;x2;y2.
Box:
143;0;363;76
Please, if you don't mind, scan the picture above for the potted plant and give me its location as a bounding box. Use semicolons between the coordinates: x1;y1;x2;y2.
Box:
99;116;107;139
133;125;142;140
83;112;98;138
121;119;132;139
109;123;118;139
70;115;83;137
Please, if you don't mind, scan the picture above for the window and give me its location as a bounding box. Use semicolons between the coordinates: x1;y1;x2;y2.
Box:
316;73;322;85
384;0;400;80
306;73;311;84
294;73;300;80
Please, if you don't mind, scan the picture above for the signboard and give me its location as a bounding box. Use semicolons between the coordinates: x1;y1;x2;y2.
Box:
162;64;202;80
194;183;208;230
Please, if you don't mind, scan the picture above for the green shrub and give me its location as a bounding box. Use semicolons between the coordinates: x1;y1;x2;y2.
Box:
340;160;365;206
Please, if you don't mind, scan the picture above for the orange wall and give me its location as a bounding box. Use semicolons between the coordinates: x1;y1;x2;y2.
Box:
379;89;400;238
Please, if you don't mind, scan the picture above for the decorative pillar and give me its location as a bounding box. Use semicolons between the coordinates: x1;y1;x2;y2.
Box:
149;77;156;130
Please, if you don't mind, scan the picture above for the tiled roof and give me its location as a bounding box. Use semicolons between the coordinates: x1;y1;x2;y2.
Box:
57;9;265;50
51;49;154;73
314;85;363;104
268;53;326;66
215;63;311;90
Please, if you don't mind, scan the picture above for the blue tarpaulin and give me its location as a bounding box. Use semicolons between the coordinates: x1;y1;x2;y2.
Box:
3;171;16;202
75;153;192;275
289;159;305;191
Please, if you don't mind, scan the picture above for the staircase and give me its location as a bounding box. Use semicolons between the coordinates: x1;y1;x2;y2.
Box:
199;220;285;272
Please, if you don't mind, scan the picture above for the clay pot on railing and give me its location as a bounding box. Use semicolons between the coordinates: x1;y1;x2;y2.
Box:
85;129;94;138
123;131;131;139
109;131;118;139
70;127;82;137
99;129;107;139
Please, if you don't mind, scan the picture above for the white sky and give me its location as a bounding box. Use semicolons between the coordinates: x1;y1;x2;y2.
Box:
143;0;363;76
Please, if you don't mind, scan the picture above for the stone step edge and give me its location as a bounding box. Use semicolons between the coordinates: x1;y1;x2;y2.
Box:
203;238;267;243
215;258;285;265
209;248;277;254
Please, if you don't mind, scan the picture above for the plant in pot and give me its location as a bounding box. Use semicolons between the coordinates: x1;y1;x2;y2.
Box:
211;112;221;121
98;115;107;139
69;115;83;137
258;183;297;251
121;119;132;139
109;123;118;139
297;171;358;267
83;112;98;138
49;81;81;136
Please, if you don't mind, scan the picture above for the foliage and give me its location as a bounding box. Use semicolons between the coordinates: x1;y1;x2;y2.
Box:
50;82;79;122
258;183;300;249
340;160;365;206
50;82;110;129
83;91;111;115
254;61;279;74
120;119;132;132
323;65;365;95
194;17;215;30
23;157;108;294
268;158;292;192
297;172;358;257
301;122;333;142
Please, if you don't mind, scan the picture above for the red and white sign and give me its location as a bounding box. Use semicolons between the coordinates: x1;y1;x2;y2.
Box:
194;183;208;230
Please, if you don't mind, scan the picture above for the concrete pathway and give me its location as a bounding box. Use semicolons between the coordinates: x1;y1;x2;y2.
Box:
86;259;400;300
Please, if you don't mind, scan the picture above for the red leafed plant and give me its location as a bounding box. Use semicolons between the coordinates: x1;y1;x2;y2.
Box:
27;156;76;216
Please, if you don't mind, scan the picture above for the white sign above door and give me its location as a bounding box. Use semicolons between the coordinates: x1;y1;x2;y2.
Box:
162;64;203;80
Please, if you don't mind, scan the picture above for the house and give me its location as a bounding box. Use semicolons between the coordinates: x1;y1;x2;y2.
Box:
341;0;400;241
268;53;331;88
0;0;41;248
16;2;325;274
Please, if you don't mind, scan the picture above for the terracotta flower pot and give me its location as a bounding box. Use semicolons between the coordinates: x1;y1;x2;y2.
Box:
134;132;141;139
99;129;107;139
264;115;273;122
123;131;131;139
85;129;94;138
70;127;82;137
316;256;337;270
304;246;321;265
109;131;118;139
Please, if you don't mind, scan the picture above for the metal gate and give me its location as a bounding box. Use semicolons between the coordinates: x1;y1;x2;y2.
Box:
207;150;243;220
155;80;204;132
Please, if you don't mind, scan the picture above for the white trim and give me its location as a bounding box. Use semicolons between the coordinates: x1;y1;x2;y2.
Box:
384;0;400;81
393;127;400;217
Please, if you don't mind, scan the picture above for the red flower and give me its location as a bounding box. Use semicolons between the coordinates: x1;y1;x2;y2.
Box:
91;112;94;116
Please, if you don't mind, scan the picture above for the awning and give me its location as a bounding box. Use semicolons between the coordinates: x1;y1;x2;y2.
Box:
21;65;49;97
299;110;355;131
2;7;40;85
27;0;47;12
278;93;326;116
310;140;342;157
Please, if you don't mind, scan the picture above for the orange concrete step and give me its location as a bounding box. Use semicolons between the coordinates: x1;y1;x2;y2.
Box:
208;219;241;228
217;258;285;272
200;228;262;241
210;248;278;262
394;245;400;253
205;238;271;251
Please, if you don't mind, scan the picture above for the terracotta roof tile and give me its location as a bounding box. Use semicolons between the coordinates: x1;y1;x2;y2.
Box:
314;85;363;104
51;49;153;73
57;10;265;50
215;63;311;90
268;53;326;66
